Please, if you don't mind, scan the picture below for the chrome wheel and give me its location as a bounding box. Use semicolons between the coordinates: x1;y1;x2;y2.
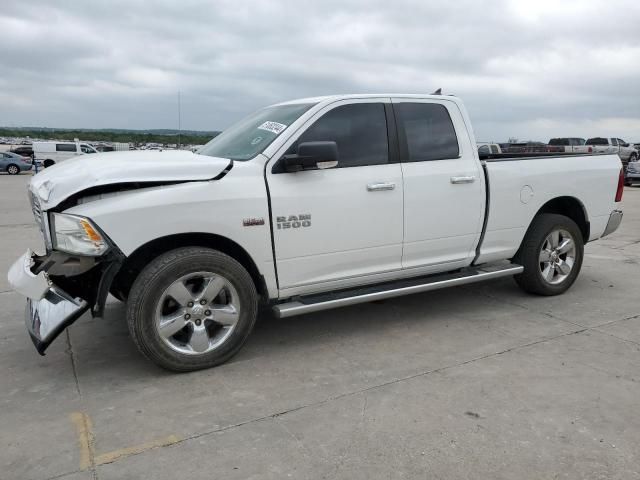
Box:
538;229;576;285
155;271;240;355
7;165;19;175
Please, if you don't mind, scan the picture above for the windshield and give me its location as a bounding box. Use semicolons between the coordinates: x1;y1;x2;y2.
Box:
198;103;316;160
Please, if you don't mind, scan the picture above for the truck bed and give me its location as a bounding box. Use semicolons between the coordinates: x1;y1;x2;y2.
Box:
476;152;621;265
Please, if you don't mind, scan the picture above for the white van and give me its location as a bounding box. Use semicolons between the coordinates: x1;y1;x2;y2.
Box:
32;141;98;167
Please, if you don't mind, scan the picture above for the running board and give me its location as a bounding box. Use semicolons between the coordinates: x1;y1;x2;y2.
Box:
273;264;523;318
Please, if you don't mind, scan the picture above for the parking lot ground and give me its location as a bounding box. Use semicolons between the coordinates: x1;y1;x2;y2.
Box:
1;173;639;480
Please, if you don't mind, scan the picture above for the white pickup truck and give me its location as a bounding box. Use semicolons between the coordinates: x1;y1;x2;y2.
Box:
8;94;625;372
585;137;638;165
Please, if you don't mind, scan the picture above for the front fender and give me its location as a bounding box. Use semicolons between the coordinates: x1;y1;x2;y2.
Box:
64;164;277;297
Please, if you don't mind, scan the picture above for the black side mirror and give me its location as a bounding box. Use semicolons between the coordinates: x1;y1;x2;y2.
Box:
282;141;339;173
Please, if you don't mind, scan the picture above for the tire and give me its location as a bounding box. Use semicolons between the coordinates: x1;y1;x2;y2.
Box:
6;164;20;175
513;214;584;296
126;247;258;372
43;159;55;168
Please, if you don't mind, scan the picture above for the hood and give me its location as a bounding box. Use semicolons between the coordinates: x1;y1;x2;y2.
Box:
30;150;232;209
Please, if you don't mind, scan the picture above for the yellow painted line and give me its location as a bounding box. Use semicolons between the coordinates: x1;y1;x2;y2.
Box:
94;434;181;465
70;412;95;471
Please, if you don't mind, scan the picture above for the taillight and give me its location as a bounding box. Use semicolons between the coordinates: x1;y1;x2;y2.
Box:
588;146;593;153
615;168;624;202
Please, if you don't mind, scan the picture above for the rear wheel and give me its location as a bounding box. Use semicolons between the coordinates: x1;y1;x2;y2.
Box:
126;247;258;371
6;164;19;175
514;214;584;296
43;159;55;168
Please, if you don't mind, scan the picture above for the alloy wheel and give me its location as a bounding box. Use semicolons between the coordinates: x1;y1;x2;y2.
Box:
155;271;240;355
538;229;576;285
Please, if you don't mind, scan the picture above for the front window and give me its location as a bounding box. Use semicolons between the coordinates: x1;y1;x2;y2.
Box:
198;103;315;161
81;145;96;154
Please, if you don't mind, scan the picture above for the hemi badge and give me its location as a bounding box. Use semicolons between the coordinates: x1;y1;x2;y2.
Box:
243;218;265;227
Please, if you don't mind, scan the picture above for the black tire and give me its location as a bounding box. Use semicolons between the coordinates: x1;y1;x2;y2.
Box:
43;159;55;168
513;213;584;296
6;164;20;175
126;247;258;372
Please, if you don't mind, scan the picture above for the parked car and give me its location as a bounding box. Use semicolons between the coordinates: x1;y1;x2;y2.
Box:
1;151;32;174
585;138;638;166
32;141;98;168
501;141;549;154
547;138;593;154
8;93;624;372
477;142;502;155
625;159;640;186
10;145;33;157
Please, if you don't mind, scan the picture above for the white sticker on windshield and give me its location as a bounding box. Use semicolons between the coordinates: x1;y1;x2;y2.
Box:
258;121;287;135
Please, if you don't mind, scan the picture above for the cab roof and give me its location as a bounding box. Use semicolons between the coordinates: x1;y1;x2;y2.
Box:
274;93;460;106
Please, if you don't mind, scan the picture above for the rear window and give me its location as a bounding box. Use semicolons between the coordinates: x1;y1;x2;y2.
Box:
549;138;569;146
395;103;459;161
56;143;77;152
586;138;608;145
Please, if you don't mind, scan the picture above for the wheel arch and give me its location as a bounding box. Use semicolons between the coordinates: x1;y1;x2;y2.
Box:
111;232;268;302
533;196;589;243
6;163;20;173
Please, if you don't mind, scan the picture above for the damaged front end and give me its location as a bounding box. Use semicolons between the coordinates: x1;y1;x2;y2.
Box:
9;248;124;355
8;192;124;354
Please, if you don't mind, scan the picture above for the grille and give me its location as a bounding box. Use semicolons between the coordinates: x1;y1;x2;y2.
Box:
29;191;52;250
30;191;43;228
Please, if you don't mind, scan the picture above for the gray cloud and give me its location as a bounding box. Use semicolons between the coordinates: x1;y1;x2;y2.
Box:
1;0;639;141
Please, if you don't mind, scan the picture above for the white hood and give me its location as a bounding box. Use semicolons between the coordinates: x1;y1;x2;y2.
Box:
30;150;231;209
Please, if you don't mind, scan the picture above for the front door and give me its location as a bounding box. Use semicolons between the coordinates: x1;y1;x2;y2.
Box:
391;98;485;271
267;99;404;295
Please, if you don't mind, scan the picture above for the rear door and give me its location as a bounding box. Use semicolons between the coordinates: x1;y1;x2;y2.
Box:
391;98;485;271
267;99;404;294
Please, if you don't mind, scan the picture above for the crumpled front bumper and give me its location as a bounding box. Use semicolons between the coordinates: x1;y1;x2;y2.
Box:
8;248;122;355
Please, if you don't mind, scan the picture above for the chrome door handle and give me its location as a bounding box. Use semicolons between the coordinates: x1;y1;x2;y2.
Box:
450;176;476;184
367;182;396;191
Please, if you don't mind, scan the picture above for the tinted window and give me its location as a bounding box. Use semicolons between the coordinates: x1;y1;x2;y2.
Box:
478;145;490;154
56;143;77;152
586;138;608;145
611;138;618;146
295;103;388;167
616;138;626;146
549;138;569;146
395;103;459;161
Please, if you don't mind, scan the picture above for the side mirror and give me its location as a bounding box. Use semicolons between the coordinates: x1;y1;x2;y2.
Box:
282;141;339;172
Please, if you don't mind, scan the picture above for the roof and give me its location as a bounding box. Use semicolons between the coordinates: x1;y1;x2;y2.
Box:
274;93;459;106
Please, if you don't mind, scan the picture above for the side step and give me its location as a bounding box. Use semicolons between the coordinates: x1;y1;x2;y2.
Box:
273;263;523;318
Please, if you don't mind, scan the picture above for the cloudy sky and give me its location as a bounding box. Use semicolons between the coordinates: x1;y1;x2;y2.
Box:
1;0;639;141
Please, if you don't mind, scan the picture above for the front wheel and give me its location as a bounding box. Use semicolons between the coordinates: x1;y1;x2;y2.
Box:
126;247;258;371
514;214;584;296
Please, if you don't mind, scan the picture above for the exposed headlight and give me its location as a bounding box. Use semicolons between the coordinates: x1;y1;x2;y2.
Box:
51;213;108;256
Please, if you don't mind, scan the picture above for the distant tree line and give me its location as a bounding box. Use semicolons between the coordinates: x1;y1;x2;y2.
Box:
0;128;219;146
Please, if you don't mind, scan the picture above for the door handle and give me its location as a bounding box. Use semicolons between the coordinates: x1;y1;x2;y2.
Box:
450;176;476;184
367;182;396;191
